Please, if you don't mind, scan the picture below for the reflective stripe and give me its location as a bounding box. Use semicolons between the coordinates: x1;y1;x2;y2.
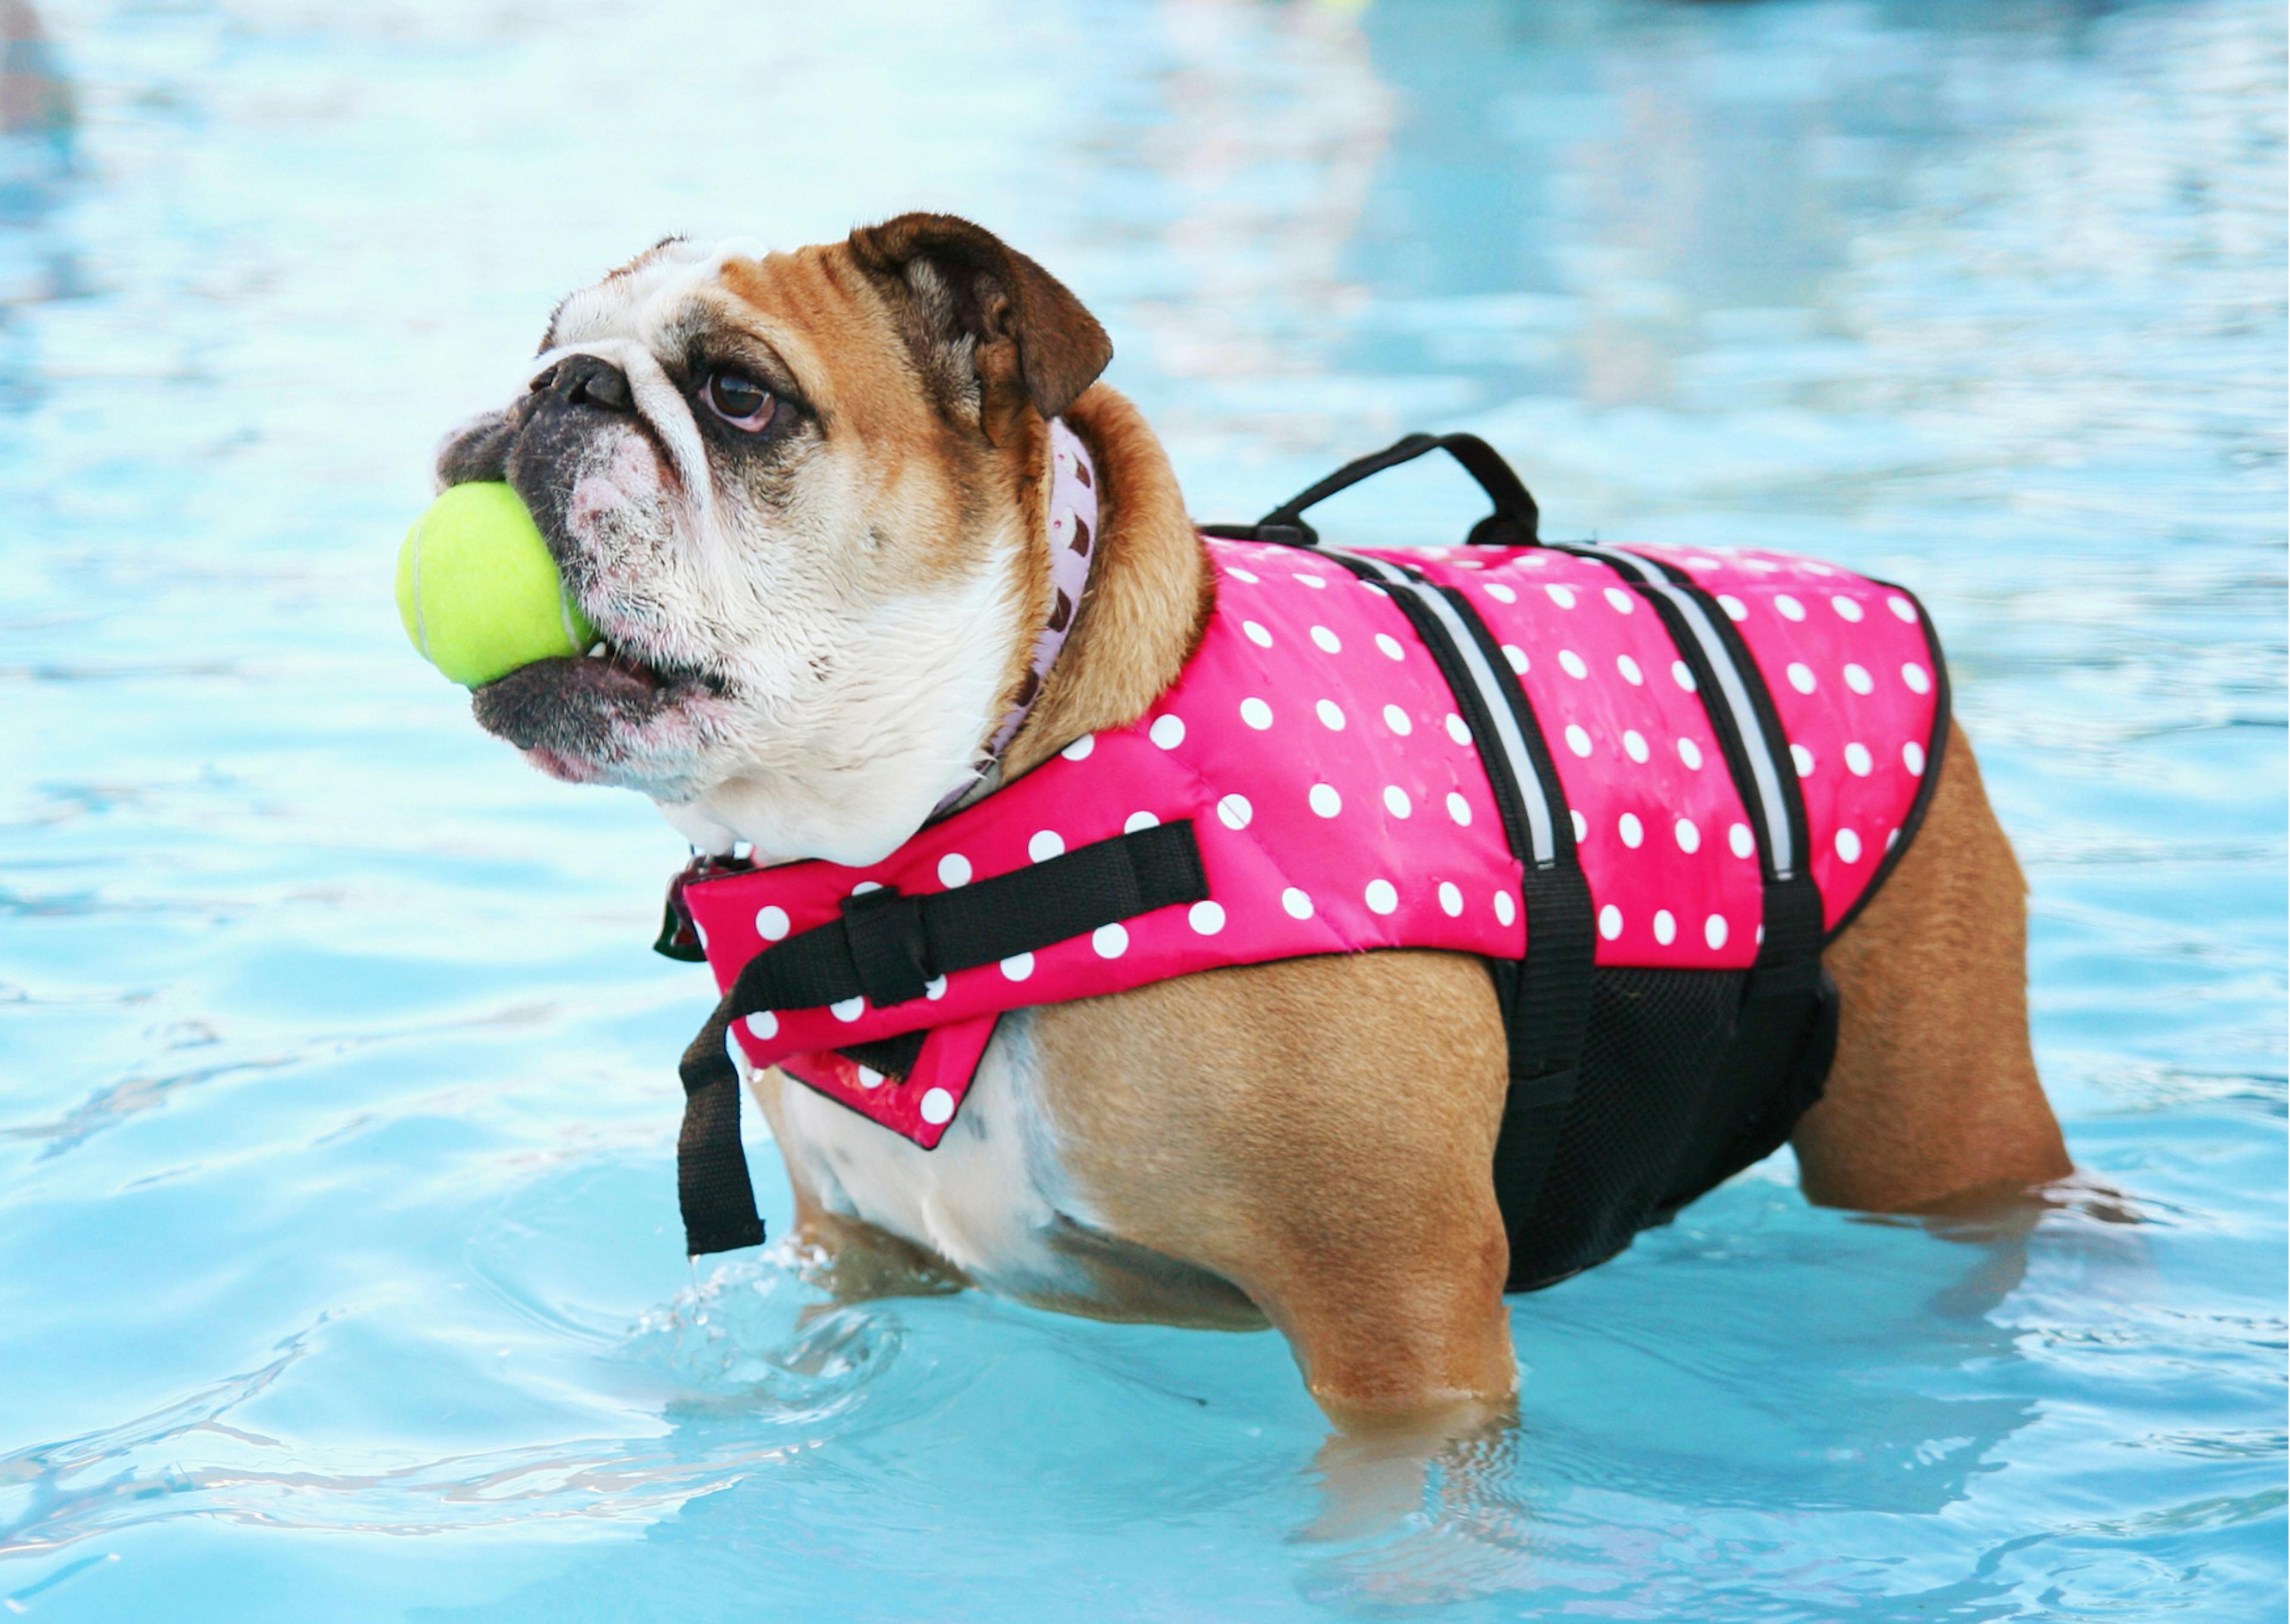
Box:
1559;544;1796;882
1332;550;1556;867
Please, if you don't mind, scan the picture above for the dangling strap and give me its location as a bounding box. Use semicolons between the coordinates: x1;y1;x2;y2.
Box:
669;818;1211;1256
676;998;765;1256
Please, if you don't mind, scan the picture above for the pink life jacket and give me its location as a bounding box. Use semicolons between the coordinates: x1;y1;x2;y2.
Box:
663;435;1948;1288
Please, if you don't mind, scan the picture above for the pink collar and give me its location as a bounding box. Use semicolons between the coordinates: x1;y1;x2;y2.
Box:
934;417;1099;817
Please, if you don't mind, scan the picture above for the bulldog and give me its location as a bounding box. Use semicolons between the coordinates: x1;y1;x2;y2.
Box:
434;215;2072;1437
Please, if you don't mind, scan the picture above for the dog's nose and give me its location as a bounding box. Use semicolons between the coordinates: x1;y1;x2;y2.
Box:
530;353;633;412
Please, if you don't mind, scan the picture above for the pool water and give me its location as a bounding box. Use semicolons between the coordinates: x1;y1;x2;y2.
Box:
2;1;2282;1617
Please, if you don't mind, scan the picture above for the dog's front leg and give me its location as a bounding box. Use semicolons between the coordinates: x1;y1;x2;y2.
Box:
1030;951;1521;1433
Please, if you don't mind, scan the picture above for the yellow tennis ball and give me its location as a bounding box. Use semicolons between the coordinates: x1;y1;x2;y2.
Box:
395;483;598;687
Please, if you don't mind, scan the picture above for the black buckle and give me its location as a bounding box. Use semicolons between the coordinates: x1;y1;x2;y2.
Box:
839;885;933;1008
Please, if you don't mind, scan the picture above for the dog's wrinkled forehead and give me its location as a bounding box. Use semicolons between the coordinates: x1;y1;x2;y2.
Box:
540;235;729;356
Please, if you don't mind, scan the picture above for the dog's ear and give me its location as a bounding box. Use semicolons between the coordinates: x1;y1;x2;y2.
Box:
847;212;1112;445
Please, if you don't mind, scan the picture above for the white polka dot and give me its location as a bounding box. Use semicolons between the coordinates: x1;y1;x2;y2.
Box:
1791;743;1815;778
1189;900;1227;935
1382;703;1413;736
1545;583;1577;609
1446;791;1472;826
1845;742;1873;776
1493;890;1516;927
1150;714;1186;749
1604;586;1635;614
1124;810;1160;833
1687;555;1722;571
1243;619;1273;649
1376;633;1406;661
1623;729;1650;764
1776;593;1806;622
1719;594;1749;621
1672;660;1697;692
1309;783;1342;817
856;1066;886;1090
1293;573;1326;589
1901;662;1932;695
1830;594;1864;622
1310;624;1342;653
1282;887;1314;920
1571;809;1588;842
1382;785;1412;819
1226;566;1258;584
1438;881;1464;918
1616;653;1644;686
1239;697;1273;730
1553;649;1585;680
694;921;708;952
1216;794;1253;830
1652;910;1678;946
1835;828;1863;864
1364;880;1398;916
1675;818;1701;853
1704;914;1729;950
1503;644;1529;674
1678;737;1704;770
920;1087;956;1126
924;976;948;1000
1598;904;1623;941
1805;562;1836;576
1028;829;1064;862
1061;734;1096;761
1000;953;1033;981
1844;662;1874;695
756;904;791;941
1092;922;1129;958
1904;740;1927;775
850;879;883;897
1887;827;1901;850
1485;582;1517;605
1619;812;1644;848
1729;822;1754;859
1565;723;1593;757
744;1010;778;1039
1787;662;1816;695
831;995;866;1021
1316;699;1346;731
1446;713;1472;745
937;853;972;888
1888;594;1918;623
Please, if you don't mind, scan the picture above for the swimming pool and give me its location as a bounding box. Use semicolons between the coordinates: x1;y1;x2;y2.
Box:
1;0;2281;1617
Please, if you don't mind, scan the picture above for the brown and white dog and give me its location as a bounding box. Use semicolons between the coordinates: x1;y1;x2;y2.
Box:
437;215;2072;1440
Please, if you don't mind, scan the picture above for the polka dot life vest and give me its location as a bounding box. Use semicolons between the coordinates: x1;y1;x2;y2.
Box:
663;435;1950;1288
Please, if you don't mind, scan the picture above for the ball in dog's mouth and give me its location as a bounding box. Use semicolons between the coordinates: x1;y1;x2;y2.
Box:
471;637;723;785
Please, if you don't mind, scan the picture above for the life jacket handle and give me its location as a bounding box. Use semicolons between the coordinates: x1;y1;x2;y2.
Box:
1200;431;1540;549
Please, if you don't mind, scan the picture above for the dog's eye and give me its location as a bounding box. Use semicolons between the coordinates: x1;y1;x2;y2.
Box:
703;369;775;430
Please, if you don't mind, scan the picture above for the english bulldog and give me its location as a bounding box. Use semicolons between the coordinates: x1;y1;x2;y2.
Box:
433;215;2072;1440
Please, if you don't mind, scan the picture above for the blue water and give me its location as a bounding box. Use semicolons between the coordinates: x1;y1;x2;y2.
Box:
2;1;2282;1617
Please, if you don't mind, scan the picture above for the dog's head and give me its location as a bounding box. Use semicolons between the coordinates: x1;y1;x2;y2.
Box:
436;215;1112;865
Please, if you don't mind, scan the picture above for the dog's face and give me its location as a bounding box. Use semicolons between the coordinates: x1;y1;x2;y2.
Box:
435;216;1111;865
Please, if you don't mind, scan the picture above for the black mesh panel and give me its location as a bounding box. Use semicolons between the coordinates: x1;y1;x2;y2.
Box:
1505;965;1832;1291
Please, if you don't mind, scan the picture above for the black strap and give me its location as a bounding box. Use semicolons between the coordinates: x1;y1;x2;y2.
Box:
670;818;1210;1256
676;1000;765;1256
1201;432;1540;549
722;819;1207;1022
1313;546;1596;1290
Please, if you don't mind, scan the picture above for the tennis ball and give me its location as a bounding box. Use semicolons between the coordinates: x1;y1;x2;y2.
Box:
395;482;598;687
